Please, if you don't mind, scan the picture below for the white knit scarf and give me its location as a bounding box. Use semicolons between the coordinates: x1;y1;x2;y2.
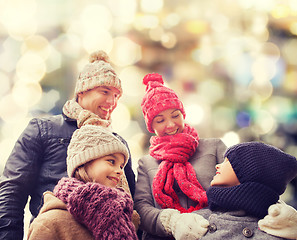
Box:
62;98;112;129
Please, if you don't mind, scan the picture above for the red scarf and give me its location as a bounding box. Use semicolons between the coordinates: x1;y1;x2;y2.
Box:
151;124;208;213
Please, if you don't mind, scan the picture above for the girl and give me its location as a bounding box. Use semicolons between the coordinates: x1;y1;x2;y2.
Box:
28;124;138;240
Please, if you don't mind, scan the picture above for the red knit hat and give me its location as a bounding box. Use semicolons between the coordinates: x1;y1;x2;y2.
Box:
141;73;186;133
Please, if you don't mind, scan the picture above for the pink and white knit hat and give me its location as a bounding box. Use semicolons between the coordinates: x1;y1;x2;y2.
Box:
74;50;122;99
67;124;129;177
141;73;186;133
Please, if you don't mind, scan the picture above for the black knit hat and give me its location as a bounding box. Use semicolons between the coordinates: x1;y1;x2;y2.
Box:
207;141;297;218
224;141;297;195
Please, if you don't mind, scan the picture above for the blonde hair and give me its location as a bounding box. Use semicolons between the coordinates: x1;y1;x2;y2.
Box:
73;164;93;183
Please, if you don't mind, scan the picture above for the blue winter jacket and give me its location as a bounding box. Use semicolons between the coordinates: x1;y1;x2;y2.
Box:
0;114;136;240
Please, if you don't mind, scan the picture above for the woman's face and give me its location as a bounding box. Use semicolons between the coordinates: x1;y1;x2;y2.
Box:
210;157;240;187
85;153;125;188
151;108;185;137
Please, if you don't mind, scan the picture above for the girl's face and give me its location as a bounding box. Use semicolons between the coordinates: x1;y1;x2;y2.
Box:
151;108;185;137
210;157;240;187
85;153;125;188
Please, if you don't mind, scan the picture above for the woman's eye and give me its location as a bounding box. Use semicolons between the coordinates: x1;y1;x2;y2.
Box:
172;114;179;118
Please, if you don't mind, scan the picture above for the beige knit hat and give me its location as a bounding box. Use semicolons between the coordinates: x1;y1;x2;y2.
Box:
67;124;129;177
74;50;123;99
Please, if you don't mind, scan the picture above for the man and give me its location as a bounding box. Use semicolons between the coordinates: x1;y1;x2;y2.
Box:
0;50;135;240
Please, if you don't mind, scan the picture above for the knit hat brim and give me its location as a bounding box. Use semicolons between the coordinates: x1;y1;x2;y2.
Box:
67;141;129;177
75;71;122;98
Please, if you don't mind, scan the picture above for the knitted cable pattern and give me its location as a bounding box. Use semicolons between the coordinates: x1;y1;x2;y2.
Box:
54;177;137;240
63;98;112;128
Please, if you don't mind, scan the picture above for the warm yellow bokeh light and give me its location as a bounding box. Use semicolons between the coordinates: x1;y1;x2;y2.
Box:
110;37;142;67
186;20;208;35
0;94;28;123
161;32;177;49
0;0;37;40
16;53;46;83
80;4;113;31
184;104;204;126
110;0;137;24
221;131;240;147
111;103;131;132
270;5;291;19
82;30;113;54
119;66;144;97
12;81;42;107
141;0;164;13
21;35;51;60
252;110;276;135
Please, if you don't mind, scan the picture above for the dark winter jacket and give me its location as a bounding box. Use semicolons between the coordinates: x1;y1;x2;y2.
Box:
0;114;135;240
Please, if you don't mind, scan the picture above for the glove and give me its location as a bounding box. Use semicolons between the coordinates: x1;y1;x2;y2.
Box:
160;209;209;240
53;177;85;204
258;201;297;240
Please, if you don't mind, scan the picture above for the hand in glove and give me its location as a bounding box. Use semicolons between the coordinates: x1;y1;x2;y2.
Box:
258;201;297;240
160;209;209;240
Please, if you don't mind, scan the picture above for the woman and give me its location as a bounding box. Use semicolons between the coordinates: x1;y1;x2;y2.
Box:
134;73;226;239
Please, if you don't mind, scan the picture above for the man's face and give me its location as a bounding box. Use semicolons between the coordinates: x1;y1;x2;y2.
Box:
77;86;121;120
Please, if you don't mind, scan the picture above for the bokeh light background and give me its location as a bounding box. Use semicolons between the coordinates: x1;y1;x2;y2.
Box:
0;0;297;237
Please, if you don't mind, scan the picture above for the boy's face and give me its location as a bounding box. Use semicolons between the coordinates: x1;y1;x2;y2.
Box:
210;157;240;187
85;153;125;188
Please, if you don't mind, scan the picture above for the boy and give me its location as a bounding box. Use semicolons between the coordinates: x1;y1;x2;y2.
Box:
198;141;297;239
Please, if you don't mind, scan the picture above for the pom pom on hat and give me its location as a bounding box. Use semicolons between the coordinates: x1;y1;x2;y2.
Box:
141;73;185;133
74;50;122;99
143;73;164;87
67;125;129;177
89;50;110;63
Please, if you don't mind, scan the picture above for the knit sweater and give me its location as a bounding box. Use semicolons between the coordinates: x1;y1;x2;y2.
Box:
53;177;137;240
